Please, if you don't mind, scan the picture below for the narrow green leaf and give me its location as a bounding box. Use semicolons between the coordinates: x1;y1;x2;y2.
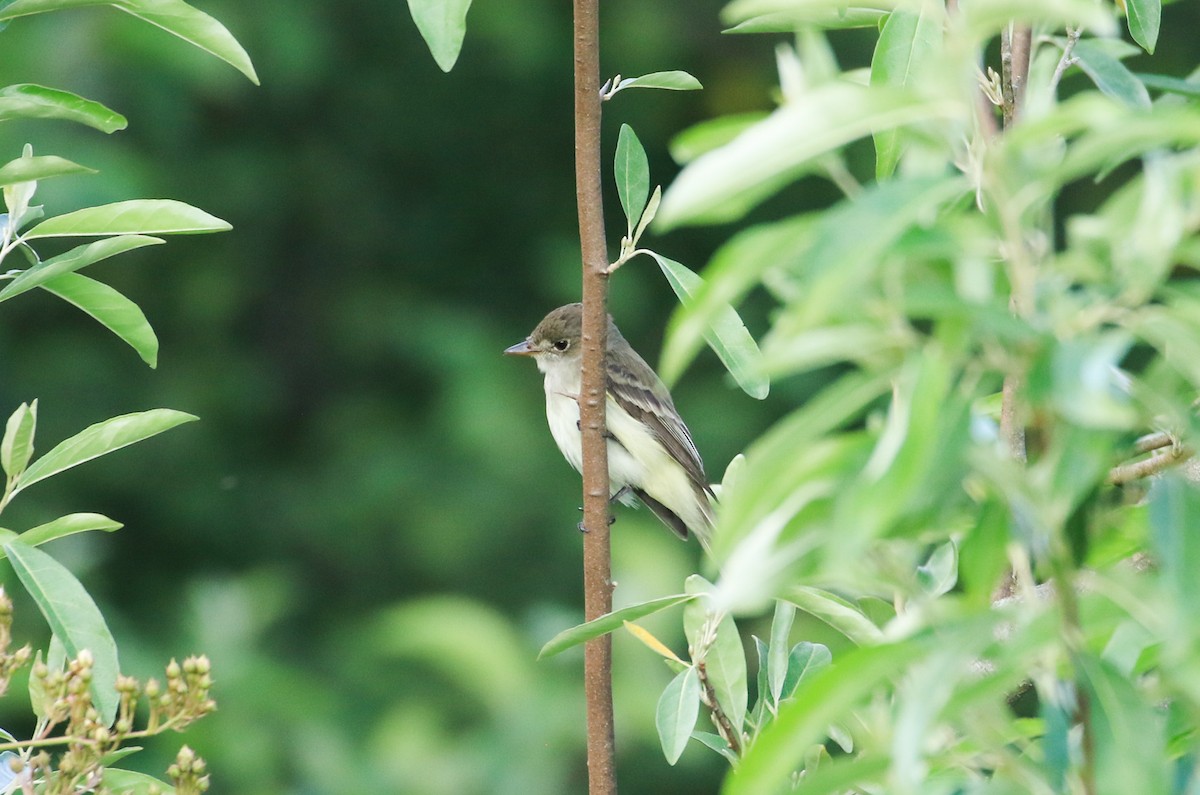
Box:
1071;39;1151;109
406;0;473;72
657;666;701;765
725;9;888;33
538;594;696;659
647;251;768;399
25;198;230;238
1;400;36;479
767;600;795;703
669;112;768;164
13;409;198;496
614;71;703;94
869;4;944;179
0;154;94;188
0;84;126;132
615;124;650;235
101;768;176;794
17;513;123;548
1125;0;1160;54
1134;73;1200;98
4;541;120;724
783;585;884;645
0;235;163;303
1149;475;1200;607
39;273;159;366
0;0;257;84
632;185;661;248
1078;653;1169;795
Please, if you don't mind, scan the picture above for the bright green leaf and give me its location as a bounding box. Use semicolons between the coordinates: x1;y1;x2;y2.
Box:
0;235;163;303
13;409;198;497
725;8;888;33
767;599;795;703
39;273;160;366
538;593;696;659
614;71;703;94
17;513;123;548
101;768;176;794
0;0;258;84
4;541;120;724
780;641;832;701
1125;0;1160;54
0;154;94;188
869;3;944;179
406;0;473;72
25;198;230;238
0;84;126;132
647;251;768;399
783;585;884;645
1;400;36;479
657;666;701;765
615;124;650;235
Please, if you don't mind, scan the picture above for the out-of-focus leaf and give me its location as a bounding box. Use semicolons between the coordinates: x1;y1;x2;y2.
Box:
100;769;176;794
0;0;258;84
1078;653;1169;795
648;251;767;398
669;112;769;164
0;154;93;188
657;82;963;228
1149;476;1200;608
39;273;159;366
25;199;230;238
0;84;126;132
1135;73;1200;97
725;8;888;32
13;409;198;497
0;235;163;303
1050;334;1137;429
869;3;944;179
4;541;120;724
538;594;696;659
613;71;702;94
406;0;472;72
615;124;650;235
916;541;958;596
783;586;884;645
956;0;1116;42
1125;0;1160;53
1070;39;1151;109
15;513;122;549
657;666;700;765
1;400;36;479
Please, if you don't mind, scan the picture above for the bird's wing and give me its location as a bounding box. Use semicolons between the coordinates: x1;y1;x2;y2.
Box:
605;352;708;491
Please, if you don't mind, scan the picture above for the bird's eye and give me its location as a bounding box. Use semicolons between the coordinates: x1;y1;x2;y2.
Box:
552;339;570;352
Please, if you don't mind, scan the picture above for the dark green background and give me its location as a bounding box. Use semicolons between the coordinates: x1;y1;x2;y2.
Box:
0;1;1195;792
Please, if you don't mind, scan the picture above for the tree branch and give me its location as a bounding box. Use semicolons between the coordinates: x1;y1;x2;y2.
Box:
573;0;617;792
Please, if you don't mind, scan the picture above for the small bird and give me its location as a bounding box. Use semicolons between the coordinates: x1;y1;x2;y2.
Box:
505;303;715;546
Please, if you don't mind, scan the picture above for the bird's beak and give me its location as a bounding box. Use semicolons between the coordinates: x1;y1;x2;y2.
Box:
504;339;536;356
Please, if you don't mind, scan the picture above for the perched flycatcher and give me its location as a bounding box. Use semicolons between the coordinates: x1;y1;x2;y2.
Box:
505;303;714;547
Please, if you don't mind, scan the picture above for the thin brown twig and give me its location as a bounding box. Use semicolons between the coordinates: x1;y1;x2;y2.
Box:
1108;446;1189;485
573;0;617;792
696;661;742;756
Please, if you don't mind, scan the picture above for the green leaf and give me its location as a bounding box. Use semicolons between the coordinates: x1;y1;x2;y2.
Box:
783;586;884;645
538;593;696;659
0;154;94;188
13;409;198;497
1078;653;1170;795
1149;476;1200;607
725;8;888;32
656;82;962;228
0;0;258;84
4;541;120;724
657;666;701;765
0;84;126;132
406;0;473;72
1124;0;1160;54
0;235;163;303
647;251;768;399
17;513;122;548
613;71;703;94
767;600;795;704
1;400;36;479
100;768;176;794
869;3;944;179
780;641;832;701
1071;39;1151;109
39;272;159;366
916;540;958;596
669;112;768;164
1134;73;1200;98
25;198;230;238
615;124;650;235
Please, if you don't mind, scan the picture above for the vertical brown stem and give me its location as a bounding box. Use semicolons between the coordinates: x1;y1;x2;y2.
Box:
573;0;617;792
